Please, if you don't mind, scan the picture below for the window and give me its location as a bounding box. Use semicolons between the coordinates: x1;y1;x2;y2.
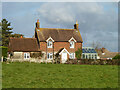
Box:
47;53;53;59
24;53;30;59
69;53;75;59
82;54;85;59
92;55;94;59
47;41;52;48
70;41;74;48
86;55;88;59
89;54;91;59
95;54;97;59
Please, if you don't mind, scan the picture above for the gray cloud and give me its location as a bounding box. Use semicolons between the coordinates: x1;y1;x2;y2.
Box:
2;2;118;52
36;2;118;52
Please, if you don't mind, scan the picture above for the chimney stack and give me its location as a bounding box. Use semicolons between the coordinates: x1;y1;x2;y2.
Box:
36;19;40;29
74;20;79;30
20;35;23;38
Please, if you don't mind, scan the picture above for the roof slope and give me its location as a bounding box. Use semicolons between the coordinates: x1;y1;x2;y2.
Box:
96;48;118;59
36;28;83;42
9;38;40;52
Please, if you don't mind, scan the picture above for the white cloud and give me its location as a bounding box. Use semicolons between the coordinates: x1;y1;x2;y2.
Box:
36;2;118;52
37;3;75;25
2;2;118;52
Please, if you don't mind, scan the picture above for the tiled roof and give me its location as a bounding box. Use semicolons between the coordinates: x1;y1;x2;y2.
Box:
96;48;118;59
35;28;83;42
8;38;40;52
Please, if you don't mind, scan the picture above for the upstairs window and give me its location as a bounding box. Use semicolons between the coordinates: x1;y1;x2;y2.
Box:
47;41;52;48
70;41;74;48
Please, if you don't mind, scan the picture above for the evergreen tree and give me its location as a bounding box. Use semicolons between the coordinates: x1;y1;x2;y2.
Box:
0;19;13;47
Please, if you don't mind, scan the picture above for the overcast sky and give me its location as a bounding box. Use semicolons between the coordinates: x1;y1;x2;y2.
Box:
2;2;118;52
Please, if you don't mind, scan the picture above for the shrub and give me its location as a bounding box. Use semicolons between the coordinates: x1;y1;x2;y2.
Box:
54;53;61;64
66;59;119;65
30;51;43;58
75;48;82;59
0;46;8;57
112;54;120;59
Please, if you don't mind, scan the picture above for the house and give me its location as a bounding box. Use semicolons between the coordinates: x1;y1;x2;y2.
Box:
8;20;83;63
96;48;118;60
34;20;83;63
81;47;98;59
8;37;41;61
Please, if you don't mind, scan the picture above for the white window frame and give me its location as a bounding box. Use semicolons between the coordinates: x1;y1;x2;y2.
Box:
24;53;30;59
82;54;85;59
47;41;53;48
47;53;53;60
70;41;74;48
69;53;75;59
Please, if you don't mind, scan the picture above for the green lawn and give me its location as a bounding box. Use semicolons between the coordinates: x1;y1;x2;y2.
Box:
2;62;118;88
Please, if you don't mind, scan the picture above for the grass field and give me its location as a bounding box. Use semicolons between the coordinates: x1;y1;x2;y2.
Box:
2;62;118;88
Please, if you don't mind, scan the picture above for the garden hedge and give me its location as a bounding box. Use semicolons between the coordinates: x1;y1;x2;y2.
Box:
66;59;119;65
0;46;8;57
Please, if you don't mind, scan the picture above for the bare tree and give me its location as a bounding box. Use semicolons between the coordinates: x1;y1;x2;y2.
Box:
91;41;102;49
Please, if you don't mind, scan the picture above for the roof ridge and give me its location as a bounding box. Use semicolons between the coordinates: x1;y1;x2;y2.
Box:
10;38;36;39
39;28;76;30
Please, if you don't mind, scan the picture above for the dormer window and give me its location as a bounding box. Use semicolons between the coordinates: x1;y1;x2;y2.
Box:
70;41;74;48
69;37;76;49
47;41;52;48
46;37;54;48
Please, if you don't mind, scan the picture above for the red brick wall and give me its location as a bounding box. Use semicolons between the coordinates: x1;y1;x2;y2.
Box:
40;42;46;51
40;41;82;53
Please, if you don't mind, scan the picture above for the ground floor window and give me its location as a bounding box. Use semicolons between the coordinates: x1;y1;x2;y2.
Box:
24;53;30;59
82;54;85;59
92;55;94;59
95;54;97;59
69;53;75;59
89;54;91;59
86;55;88;59
47;53;53;59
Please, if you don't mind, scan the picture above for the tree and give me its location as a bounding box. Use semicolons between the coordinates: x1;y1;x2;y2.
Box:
113;54;120;59
10;33;24;38
75;48;82;59
91;41;102;49
0;19;13;47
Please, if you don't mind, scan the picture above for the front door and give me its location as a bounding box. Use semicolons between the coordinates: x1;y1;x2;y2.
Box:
62;52;67;63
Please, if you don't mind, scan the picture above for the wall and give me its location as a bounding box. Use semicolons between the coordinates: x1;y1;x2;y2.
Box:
81;53;98;59
40;42;82;53
12;52;23;59
39;41;82;60
10;52;43;62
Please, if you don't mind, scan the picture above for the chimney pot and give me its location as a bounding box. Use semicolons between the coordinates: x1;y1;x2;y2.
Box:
21;36;23;38
74;20;79;30
36;19;40;29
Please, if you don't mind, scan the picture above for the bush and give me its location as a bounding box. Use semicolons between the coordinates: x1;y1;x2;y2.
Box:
0;46;8;57
30;51;43;58
75;48;82;59
112;54;120;59
66;59;119;65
